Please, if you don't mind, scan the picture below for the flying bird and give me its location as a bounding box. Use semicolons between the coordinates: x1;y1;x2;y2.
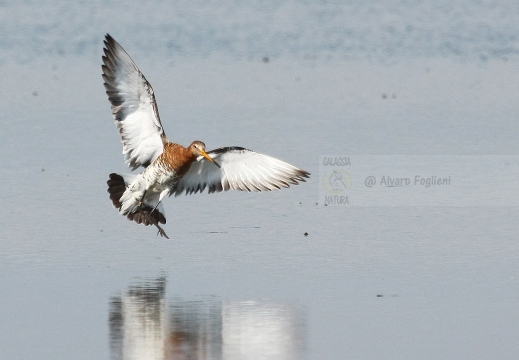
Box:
102;34;310;238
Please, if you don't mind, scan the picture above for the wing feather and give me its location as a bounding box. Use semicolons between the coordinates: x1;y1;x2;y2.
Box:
173;147;310;196
102;34;168;170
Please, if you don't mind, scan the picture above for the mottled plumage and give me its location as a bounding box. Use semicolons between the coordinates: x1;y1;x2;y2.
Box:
102;34;310;238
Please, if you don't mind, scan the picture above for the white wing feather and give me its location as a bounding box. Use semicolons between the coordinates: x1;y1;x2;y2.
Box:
102;34;167;170
173;147;310;196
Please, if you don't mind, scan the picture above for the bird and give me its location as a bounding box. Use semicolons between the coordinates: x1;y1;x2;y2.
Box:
102;34;310;238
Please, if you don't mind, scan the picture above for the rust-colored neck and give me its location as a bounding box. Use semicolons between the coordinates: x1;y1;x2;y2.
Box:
162;143;197;176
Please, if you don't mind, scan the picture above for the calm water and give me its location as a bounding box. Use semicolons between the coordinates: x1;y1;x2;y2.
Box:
1;1;519;359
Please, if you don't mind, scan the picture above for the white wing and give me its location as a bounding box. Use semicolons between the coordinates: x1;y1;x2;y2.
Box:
102;34;168;170
173;147;310;196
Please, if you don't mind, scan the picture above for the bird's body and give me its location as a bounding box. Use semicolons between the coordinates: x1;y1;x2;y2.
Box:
138;142;200;203
102;34;310;238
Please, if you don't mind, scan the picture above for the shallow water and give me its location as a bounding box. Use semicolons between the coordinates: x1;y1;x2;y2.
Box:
1;1;519;359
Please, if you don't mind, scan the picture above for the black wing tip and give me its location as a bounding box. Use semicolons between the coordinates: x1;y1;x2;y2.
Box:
102;34;124;62
208;146;250;155
104;33;116;47
102;35;118;73
299;170;311;178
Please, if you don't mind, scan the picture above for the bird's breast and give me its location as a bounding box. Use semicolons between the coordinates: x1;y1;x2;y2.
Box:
144;162;181;190
143;148;196;192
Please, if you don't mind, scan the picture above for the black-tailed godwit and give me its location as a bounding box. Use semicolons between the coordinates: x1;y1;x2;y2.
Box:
102;34;310;238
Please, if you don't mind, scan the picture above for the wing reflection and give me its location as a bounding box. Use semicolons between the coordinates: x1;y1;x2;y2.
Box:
109;277;305;360
109;277;168;360
222;300;305;360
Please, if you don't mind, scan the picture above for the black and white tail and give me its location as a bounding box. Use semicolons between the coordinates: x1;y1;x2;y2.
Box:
107;173;169;238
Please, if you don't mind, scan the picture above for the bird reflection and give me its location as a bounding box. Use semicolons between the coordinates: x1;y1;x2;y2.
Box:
109;277;305;360
109;277;168;360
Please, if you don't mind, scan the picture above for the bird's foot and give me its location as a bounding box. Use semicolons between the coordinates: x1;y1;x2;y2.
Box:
155;224;169;239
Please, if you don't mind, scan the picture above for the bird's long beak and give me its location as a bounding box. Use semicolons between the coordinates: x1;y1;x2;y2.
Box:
200;150;221;168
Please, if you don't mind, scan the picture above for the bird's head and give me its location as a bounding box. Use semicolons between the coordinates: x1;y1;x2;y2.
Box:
189;141;221;168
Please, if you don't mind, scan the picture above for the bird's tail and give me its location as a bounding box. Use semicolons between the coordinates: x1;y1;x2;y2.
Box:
107;173;169;238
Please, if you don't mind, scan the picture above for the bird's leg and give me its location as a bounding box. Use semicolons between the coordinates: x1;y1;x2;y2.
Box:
151;188;170;214
138;190;147;207
151;199;162;214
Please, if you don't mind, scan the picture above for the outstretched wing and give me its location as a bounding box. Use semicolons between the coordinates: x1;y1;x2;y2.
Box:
173;147;310;196
102;34;168;170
